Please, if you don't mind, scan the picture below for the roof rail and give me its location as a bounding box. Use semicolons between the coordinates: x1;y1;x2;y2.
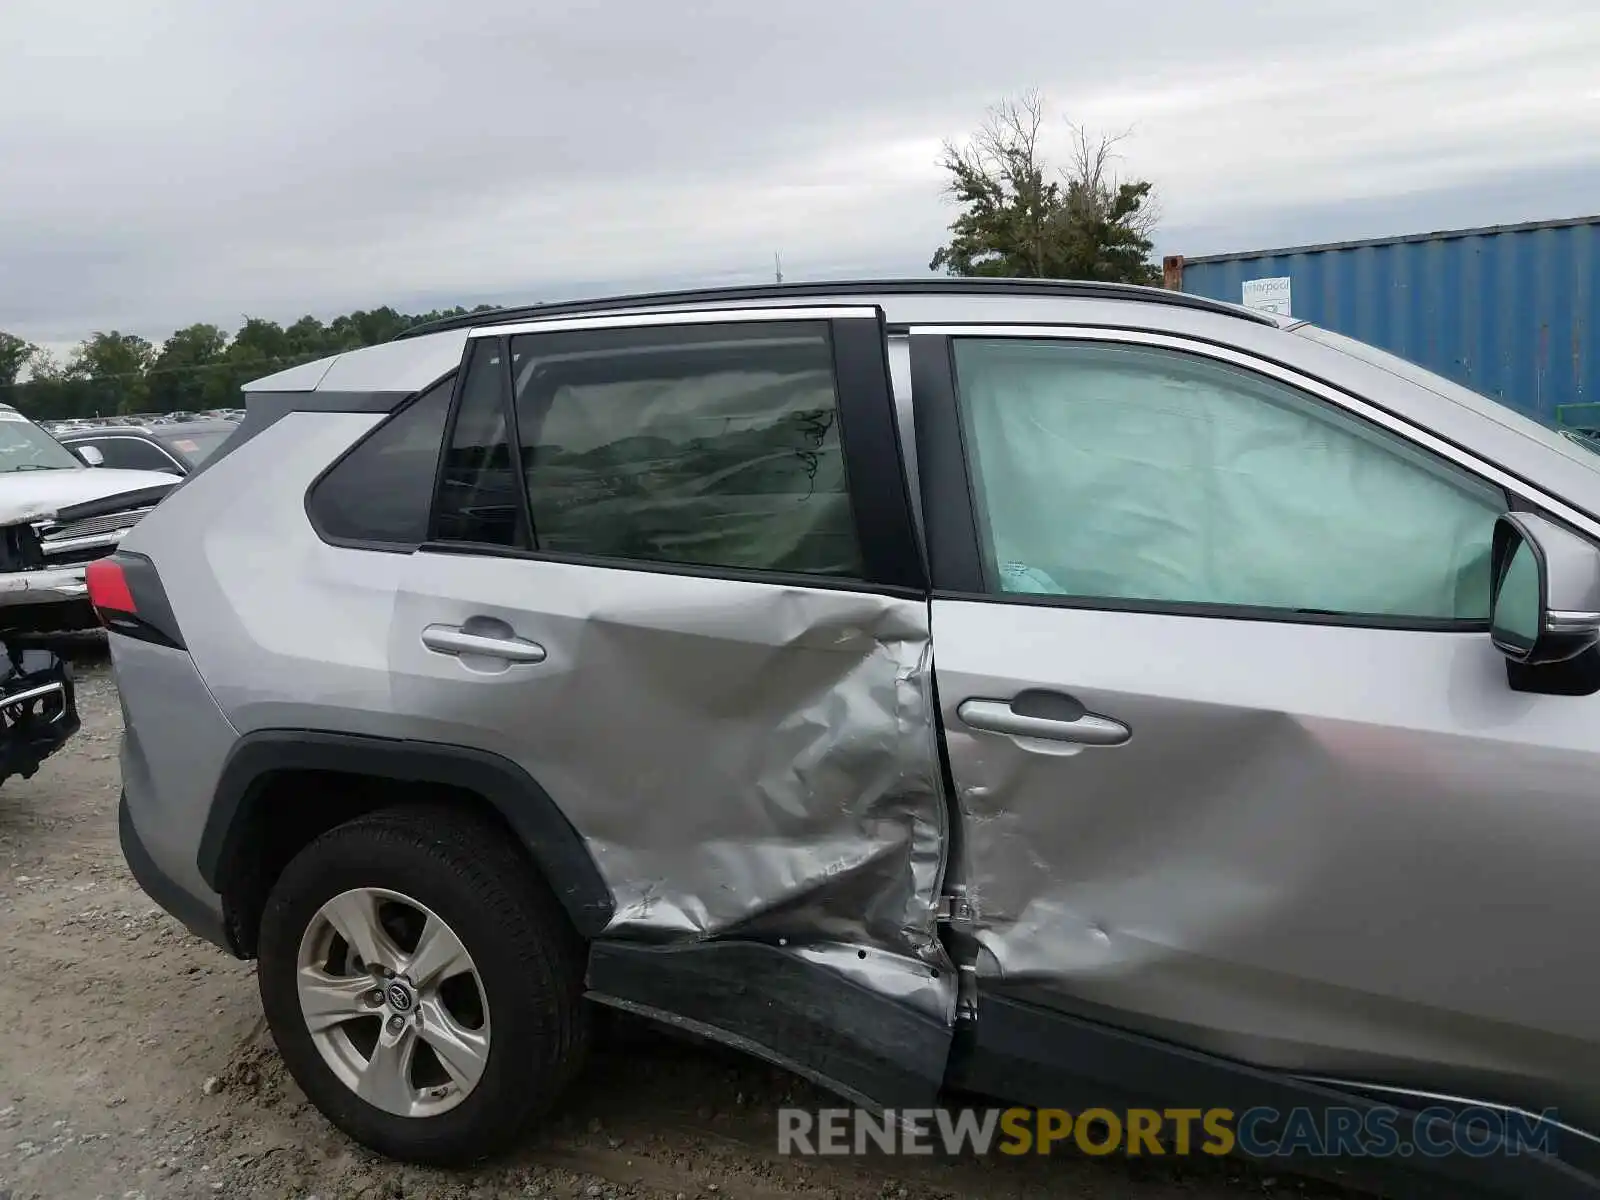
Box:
393;277;1277;340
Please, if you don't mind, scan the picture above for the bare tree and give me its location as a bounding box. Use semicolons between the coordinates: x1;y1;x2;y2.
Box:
930;91;1161;285
1064;121;1161;241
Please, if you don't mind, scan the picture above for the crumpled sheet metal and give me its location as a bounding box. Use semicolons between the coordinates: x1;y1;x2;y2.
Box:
561;585;949;968
0;499;59;526
951;697;1335;988
375;540;956;1014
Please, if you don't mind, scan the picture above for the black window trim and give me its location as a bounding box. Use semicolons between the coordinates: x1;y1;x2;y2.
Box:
304;373;458;553
498;335;538;549
146;437;194;470
426;337;533;551
419;309;928;595
910;326;1530;633
416;539;928;601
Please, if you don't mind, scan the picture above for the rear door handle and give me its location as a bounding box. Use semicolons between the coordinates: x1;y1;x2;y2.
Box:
421;623;547;664
958;696;1130;746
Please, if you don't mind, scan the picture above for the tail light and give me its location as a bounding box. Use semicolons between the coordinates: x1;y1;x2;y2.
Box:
85;558;136;616
86;552;185;649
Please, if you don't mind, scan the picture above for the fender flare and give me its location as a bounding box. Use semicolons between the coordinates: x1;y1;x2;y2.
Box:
197;729;615;938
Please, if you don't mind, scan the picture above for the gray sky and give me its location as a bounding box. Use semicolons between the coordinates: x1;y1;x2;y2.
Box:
3;0;1596;352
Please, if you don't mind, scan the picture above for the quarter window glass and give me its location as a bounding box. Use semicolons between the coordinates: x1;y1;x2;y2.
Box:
434;340;520;546
952;338;1505;620
509;321;863;577
308;378;452;545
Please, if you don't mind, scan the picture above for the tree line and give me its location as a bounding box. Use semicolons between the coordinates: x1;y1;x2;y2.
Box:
1;91;1158;422
0;306;499;421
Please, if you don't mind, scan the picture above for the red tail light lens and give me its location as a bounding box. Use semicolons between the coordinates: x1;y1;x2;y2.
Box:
84;551;184;649
85;558;136;615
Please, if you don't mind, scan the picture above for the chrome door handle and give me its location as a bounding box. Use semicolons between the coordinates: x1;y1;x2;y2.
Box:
958;697;1130;746
421;624;546;664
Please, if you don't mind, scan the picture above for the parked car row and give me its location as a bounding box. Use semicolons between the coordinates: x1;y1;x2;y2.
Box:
86;278;1600;1198
40;407;243;437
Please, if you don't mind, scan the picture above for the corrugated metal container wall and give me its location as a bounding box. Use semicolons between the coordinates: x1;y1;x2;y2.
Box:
1173;216;1598;423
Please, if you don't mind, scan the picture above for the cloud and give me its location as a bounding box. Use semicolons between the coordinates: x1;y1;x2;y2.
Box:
1;0;1594;347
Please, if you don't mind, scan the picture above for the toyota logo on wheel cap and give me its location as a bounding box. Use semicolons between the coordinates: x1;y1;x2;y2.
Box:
386;982;415;1012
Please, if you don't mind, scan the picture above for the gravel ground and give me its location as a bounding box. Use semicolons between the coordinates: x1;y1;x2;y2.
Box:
0;653;1370;1200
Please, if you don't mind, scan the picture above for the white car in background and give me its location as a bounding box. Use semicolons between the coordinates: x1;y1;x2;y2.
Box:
0;404;178;634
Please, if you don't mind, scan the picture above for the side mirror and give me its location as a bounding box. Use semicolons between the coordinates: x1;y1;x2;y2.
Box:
74;445;104;467
1490;512;1600;665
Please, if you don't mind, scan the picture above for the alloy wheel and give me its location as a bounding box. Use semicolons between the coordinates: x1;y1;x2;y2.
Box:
295;887;491;1117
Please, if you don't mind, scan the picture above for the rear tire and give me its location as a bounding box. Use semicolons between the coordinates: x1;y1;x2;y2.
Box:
256;804;588;1165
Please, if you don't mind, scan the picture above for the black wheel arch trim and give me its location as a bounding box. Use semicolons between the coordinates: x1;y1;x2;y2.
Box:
197;729;615;938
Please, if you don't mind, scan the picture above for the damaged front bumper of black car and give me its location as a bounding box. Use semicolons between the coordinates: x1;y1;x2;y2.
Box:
0;532;85;785
0;643;79;785
0;488;164;783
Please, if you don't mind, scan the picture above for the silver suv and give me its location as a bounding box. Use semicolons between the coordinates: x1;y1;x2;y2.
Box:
105;281;1600;1197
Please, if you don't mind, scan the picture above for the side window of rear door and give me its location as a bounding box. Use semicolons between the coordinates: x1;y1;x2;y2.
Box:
516;320;863;577
432;316;922;588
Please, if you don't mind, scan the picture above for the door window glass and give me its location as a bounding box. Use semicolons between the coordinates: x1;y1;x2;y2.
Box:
92;437;180;473
509;321;863;577
952;338;1505;620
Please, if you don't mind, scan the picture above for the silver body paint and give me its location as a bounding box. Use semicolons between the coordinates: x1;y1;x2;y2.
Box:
114;285;1600;1139
116;634;239;925
935;599;1600;1125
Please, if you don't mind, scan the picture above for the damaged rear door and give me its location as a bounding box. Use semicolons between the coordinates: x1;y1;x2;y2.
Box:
391;306;957;1106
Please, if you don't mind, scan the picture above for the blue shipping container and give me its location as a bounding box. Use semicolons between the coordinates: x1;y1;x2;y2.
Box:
1170;215;1598;425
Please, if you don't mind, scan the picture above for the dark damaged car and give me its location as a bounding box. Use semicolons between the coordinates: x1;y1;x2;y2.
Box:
0;403;177;783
